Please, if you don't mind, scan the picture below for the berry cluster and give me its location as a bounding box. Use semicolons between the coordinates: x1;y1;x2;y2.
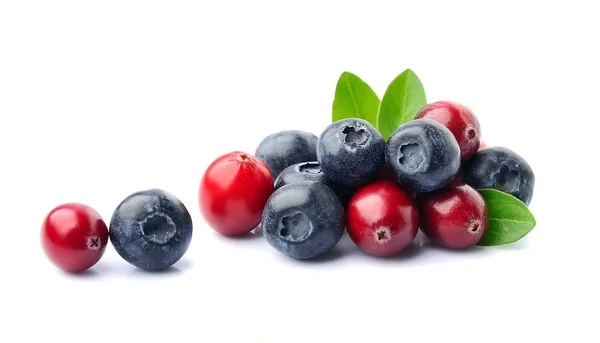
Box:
200;101;535;259
41;189;193;273
41;68;536;272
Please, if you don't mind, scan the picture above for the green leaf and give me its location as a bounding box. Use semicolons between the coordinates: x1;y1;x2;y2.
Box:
376;69;427;140
332;72;380;126
477;189;537;246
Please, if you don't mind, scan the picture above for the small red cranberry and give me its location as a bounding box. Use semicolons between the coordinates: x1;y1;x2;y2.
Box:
415;101;481;162
199;151;274;235
416;184;488;249
41;203;109;273
346;181;419;257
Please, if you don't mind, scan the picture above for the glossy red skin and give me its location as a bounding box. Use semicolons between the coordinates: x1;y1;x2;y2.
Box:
416;184;488;249
346;181;419;257
41;203;109;273
415;101;481;163
199;151;274;235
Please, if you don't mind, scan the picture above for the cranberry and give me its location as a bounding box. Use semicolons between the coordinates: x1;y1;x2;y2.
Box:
415;101;481;162
346;181;419;257
416;184;488;249
41;203;109;273
199;151;274;235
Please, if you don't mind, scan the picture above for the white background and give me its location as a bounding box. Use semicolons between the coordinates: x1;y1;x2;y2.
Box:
1;1;598;342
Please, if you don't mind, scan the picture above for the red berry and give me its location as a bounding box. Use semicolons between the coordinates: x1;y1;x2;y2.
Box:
199;151;274;235
346;181;419;257
479;140;488;150
416;184;488;249
415;101;481;162
41;203;109;273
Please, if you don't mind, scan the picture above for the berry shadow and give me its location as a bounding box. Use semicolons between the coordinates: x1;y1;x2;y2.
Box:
485;237;530;251
408;230;495;257
60;268;101;279
59;260;112;279
422;242;494;256
292;232;356;264
300;246;346;263
374;242;424;262
173;257;194;271
413;229;530;255
127;266;184;280
214;225;264;241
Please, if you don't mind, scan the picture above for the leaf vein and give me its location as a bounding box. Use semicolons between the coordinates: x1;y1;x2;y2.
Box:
344;75;361;118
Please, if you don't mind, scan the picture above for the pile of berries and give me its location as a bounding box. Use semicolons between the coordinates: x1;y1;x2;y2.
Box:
200;101;535;259
41;100;535;273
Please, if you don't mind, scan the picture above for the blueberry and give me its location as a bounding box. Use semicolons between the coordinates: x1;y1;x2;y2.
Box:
317;118;386;187
255;130;318;180
109;189;193;271
262;181;345;260
386;118;460;192
274;161;326;189
327;183;357;208
462;147;535;205
274;161;356;207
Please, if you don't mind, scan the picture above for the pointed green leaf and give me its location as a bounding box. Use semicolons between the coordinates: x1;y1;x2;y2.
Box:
332;72;380;126
377;69;426;140
477;189;537;246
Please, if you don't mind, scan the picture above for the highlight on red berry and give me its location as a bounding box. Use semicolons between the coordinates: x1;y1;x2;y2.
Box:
415;101;481;163
41;203;109;273
199;151;274;236
346;181;419;257
416;184;488;249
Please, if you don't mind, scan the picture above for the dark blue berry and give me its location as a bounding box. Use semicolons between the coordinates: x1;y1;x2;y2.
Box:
274;161;356;207
386;118;460;192
274;161;326;189
317;118;385;187
109;189;193;271
327;183;357;208
255;130;318;180
262;181;345;260
462;147;535;205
